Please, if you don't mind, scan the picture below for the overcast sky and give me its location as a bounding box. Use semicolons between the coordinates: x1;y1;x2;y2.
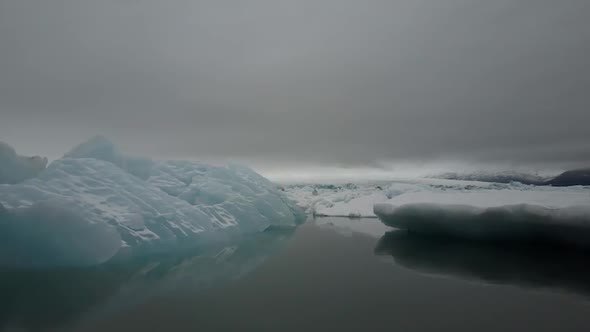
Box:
1;0;589;174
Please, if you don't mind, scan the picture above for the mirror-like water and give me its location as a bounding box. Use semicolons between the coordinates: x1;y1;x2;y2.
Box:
2;218;590;332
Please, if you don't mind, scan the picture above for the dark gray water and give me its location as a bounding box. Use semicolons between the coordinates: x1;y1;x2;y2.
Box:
2;218;590;332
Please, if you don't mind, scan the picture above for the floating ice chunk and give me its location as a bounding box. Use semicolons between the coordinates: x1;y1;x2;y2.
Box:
374;190;590;246
315;217;393;238
0;142;47;184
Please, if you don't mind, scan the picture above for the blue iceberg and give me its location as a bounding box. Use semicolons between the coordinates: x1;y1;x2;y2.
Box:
0;138;304;267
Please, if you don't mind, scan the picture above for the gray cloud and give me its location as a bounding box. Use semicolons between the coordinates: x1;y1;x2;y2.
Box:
1;0;589;170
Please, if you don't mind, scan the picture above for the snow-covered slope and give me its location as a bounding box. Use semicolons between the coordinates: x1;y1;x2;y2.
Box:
0;138;303;267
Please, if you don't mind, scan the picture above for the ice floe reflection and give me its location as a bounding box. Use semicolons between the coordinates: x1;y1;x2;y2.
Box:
375;230;590;298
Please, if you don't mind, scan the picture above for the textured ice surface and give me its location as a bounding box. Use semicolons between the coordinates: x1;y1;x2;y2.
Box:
0;138;303;267
0;142;48;184
147;161;303;233
285;183;393;217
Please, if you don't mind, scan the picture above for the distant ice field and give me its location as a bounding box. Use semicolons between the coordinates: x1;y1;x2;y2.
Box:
285;179;590;246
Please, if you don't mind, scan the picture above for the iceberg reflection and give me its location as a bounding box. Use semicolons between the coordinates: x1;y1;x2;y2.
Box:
0;227;295;331
375;230;590;297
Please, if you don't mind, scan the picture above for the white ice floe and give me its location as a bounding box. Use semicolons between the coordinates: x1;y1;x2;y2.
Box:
374;188;590;246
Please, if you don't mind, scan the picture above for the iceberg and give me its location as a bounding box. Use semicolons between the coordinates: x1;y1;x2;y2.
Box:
0;138;303;267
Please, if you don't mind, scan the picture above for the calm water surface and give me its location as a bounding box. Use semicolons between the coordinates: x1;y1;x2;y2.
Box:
2;218;590;332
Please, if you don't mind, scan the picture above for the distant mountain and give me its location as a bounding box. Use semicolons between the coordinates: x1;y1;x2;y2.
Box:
432;171;547;185
433;168;590;187
545;168;590;187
